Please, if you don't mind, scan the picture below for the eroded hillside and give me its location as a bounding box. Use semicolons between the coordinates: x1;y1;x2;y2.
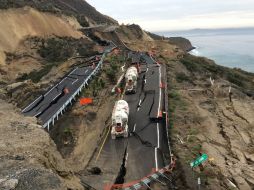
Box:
1;1;253;190
0;100;83;190
0;7;82;65
156;54;254;190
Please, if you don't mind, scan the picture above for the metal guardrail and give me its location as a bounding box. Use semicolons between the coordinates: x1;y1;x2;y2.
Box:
42;53;106;130
26;42;117;131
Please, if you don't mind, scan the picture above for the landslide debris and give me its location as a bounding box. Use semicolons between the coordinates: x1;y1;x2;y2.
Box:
0;99;83;190
158;53;254;190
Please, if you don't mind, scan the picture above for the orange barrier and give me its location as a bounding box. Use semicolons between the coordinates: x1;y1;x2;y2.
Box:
104;160;176;190
80;98;93;105
160;82;165;88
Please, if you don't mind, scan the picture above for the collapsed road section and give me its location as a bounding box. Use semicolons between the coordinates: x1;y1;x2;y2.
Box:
22;43;116;130
81;52;172;189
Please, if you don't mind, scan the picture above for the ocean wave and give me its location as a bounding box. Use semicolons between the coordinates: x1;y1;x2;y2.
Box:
189;48;200;56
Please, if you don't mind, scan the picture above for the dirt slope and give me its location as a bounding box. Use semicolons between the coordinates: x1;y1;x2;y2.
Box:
0;7;82;65
157;54;254;190
0;100;83;190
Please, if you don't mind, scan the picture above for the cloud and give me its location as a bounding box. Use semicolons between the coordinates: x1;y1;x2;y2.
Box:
127;11;254;31
86;0;254;31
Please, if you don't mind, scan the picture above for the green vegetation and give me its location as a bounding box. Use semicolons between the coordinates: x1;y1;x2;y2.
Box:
105;55;123;84
77;46;98;57
180;54;254;90
17;62;60;83
90;77;105;97
168;90;186;113
76;15;89;27
176;72;191;83
38;38;75;62
168;89;187;128
64;127;72;135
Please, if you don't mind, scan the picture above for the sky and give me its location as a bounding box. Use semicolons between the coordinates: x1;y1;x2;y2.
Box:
86;0;254;32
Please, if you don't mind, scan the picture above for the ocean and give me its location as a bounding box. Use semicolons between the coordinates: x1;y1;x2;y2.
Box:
158;28;254;72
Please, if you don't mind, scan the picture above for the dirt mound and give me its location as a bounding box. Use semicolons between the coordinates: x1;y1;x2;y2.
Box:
0;99;83;190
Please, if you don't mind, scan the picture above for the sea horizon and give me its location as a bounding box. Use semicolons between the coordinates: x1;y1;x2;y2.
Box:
156;27;254;72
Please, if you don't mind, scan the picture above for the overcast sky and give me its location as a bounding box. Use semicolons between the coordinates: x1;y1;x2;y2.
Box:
86;0;254;32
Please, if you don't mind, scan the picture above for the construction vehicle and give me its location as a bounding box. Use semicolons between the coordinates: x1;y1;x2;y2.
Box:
111;100;129;139
125;66;138;94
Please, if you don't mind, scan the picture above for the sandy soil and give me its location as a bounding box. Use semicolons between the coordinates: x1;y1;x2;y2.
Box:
0;7;82;52
0;100;83;190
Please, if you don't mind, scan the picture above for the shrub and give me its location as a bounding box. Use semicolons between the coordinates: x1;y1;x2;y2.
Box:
106;69;117;84
38;38;74;62
226;71;246;87
181;57;199;72
77;15;89;27
176;72;191;83
17;63;58;83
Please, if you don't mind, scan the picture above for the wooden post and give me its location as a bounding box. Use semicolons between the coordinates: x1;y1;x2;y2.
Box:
229;86;232;102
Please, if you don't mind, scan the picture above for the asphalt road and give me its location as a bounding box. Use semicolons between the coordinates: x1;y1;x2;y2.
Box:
82;53;169;189
22;56;101;125
22;42;116;128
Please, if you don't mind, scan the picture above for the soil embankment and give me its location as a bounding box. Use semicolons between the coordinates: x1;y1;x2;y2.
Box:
156;53;254;190
0;100;83;190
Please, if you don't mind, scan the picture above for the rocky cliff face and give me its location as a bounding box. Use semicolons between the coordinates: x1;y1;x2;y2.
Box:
147;32;194;52
168;37;194;52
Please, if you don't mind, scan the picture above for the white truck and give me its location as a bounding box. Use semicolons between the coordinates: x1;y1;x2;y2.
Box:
111;100;129;139
125;66;138;94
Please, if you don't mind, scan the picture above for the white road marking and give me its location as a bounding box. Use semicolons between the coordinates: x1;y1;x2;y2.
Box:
133;124;136;132
52;93;62;101
58;77;67;86
41;67;78;98
22;95;42;112
44;77;67;96
144;79;146;84
125;153;128;167
68;67;78;76
157;123;160;148
72;79;78;85
45;86;56;97
155;147;159;171
138;99;142;106
33;111;42;117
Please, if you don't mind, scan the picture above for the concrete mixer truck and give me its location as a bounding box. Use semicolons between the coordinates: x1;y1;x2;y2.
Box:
125;66;138;94
111;100;129;139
